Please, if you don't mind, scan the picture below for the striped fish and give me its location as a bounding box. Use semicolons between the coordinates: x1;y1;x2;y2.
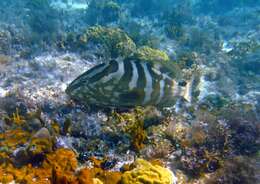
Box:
66;58;193;108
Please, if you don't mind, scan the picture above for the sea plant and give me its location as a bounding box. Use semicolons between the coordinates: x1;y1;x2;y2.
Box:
110;107;147;152
205;156;257;184
79;26;136;58
25;0;59;42
134;46;170;62
86;0;121;25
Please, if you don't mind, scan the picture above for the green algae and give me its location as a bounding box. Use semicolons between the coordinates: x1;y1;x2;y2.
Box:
79;26;136;58
134;46;170;62
86;0;121;25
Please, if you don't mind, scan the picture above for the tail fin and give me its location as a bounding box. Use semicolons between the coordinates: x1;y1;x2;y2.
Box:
183;75;194;103
182;66;201;103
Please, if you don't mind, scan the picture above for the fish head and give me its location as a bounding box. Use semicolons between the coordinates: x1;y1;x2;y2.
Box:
65;73;98;105
66;81;88;103
66;83;103;106
65;60;120;106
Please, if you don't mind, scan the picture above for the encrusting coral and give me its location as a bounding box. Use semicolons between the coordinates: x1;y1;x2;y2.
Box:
121;158;175;184
134;46;170;62
0;111;175;184
0;96;258;184
0;148;78;183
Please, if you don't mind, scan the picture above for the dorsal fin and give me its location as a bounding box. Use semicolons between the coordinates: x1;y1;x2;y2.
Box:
158;61;182;80
123;56;182;79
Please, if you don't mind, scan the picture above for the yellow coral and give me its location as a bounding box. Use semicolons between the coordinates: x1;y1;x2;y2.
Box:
0;148;79;183
80;26;136;58
135;46;170;62
121;159;175;184
78;168;95;184
43;148;78;172
11;108;26;125
26;128;53;158
78;167;122;184
27;137;53;156
93;178;104;184
0;129;30;150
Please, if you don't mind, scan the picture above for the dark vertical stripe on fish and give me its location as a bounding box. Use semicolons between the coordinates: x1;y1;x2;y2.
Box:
88;60;118;83
146;62;162;103
117;59;133;90
134;60;146;103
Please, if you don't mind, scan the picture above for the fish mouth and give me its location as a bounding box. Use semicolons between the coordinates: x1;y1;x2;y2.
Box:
65;84;73;95
65;84;79;99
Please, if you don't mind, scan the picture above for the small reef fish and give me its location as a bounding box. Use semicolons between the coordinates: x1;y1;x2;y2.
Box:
66;58;193;108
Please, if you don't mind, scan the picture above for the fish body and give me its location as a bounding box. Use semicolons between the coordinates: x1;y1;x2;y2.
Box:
66;58;192;108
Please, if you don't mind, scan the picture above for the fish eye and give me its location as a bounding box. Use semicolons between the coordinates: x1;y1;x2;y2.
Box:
178;81;187;86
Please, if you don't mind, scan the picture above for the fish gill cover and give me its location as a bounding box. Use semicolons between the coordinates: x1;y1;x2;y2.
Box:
0;0;259;183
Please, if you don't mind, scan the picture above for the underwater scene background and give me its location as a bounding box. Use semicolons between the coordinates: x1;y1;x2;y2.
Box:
0;0;259;183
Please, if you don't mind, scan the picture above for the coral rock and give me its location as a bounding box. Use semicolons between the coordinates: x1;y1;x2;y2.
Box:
27;128;53;157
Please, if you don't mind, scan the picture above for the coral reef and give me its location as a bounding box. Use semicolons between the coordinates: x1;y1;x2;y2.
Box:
0;129;30;156
27;127;53;159
105;107;164;152
106;107;148;152
218;103;260;155
177;52;200;70
0;125;123;184
86;0;121;25
25;0;59;41
0;148;78;183
0;29;11;55
164;102;260;179
0;124;175;184
163;3;194;40
1;98;257;183
205;156;257;184
0;1;260;184
79;26;136;58
0;107;176;184
165;25;184;40
79;157;122;184
44;148;78;183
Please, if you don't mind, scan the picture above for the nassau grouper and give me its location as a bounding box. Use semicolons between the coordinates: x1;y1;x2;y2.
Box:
66;58;194;108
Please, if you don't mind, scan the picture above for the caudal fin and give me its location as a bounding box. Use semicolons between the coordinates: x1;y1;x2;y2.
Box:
183;76;194;103
183;66;201;103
